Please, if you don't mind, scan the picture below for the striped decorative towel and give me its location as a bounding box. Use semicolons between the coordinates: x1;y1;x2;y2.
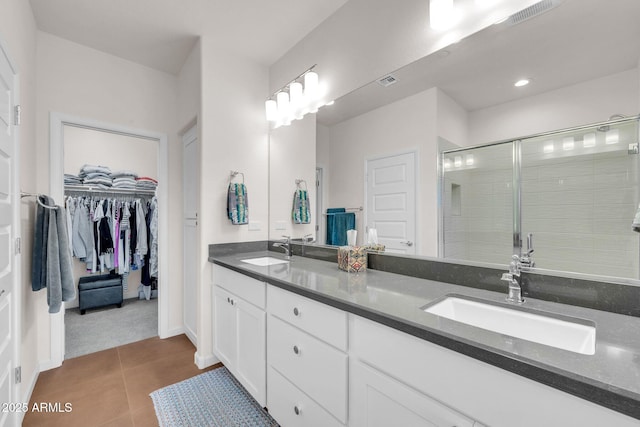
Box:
292;189;311;224
227;183;249;225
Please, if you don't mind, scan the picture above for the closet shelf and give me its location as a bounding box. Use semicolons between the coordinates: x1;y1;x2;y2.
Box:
64;185;156;197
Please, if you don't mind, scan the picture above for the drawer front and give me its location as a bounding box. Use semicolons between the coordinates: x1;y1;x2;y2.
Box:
268;315;348;422
268;366;344;427
213;265;265;309
267;285;347;351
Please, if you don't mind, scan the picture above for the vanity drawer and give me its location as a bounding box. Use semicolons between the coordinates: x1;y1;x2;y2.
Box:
268;315;348;422
268;366;344;427
267;285;347;350
212;265;265;309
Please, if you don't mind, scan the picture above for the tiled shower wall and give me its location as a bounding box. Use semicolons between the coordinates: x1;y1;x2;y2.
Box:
443;128;639;280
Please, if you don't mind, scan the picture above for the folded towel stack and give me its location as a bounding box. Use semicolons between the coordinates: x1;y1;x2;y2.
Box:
80;164;112;189
136;177;158;191
227;183;249;225
292;189;311;224
111;170;139;190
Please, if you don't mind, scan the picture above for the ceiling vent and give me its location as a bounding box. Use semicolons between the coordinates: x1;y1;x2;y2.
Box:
377;74;398;87
507;0;562;26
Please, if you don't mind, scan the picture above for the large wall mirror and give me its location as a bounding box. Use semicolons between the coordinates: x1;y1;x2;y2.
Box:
269;0;640;281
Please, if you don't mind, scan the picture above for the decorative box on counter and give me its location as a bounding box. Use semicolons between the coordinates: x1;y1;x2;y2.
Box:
338;246;368;273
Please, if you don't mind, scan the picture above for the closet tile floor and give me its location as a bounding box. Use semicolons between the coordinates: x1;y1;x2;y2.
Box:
23;334;221;427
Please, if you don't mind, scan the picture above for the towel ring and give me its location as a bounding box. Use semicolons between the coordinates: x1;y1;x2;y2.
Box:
229;170;245;185
20;192;58;210
295;179;308;191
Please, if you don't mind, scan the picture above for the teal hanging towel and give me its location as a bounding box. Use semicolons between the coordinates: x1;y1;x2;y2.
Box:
227;182;249;225
293;189;311;224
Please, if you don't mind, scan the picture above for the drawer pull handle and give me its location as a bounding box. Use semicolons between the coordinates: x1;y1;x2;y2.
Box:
294;406;301;415
293;307;300;316
293;345;300;355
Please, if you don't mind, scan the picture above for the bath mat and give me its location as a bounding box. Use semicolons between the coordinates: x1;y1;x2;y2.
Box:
150;367;278;427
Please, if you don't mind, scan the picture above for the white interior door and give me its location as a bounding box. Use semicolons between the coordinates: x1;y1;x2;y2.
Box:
366;152;417;254
183;126;198;345
0;45;18;427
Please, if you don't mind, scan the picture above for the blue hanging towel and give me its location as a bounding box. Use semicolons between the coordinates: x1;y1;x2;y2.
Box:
326;208;356;246
227;183;249;225
292;189;311;224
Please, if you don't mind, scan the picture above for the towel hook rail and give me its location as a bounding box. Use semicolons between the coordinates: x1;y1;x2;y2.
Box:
20;191;58;210
229;170;245;184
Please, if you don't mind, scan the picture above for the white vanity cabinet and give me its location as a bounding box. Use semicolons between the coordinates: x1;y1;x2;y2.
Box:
267;285;348;426
212;265;266;406
350;315;638;427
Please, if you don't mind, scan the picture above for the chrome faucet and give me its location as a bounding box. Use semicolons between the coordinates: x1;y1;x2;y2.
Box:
273;235;292;259
301;233;315;256
501;233;535;304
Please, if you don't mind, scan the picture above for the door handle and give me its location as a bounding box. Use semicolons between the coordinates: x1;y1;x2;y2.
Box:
400;241;414;247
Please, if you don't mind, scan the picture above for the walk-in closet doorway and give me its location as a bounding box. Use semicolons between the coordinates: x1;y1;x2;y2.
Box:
48;113;169;366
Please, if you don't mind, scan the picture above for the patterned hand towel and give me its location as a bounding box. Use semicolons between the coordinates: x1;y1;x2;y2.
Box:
292;189;311;224
227;183;249;225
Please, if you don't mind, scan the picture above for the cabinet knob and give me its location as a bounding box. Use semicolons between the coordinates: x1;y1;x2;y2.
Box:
226;297;230;303
231;299;235;306
293;307;300;316
293;345;300;355
294;405;301;415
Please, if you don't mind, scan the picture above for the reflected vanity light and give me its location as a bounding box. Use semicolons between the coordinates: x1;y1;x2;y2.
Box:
543;141;554;153
562;137;574;151
465;154;474;166
454;156;462;167
430;0;459;30
605;129;619;144
266;66;322;128
443;158;452;169
583;133;596;148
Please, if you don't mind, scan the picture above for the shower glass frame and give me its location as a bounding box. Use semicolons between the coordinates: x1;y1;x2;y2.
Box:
439;115;640;281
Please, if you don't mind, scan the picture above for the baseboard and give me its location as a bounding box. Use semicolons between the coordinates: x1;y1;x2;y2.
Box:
160;326;184;339
184;327;197;347
18;367;40;425
195;351;219;369
38;358;62;372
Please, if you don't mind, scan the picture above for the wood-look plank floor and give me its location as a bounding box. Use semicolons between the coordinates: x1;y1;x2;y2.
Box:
23;334;221;427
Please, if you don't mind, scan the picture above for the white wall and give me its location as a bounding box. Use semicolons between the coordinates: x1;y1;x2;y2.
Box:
270;0;540;105
468;69;640;145
177;40;201;132
316;123;332;242
63;125;158;307
269;115;316;240
35;31;183;366
197;38;269;366
325;88;439;255
0;0;39;408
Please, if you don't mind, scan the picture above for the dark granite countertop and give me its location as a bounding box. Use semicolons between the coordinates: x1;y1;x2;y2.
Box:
209;250;640;420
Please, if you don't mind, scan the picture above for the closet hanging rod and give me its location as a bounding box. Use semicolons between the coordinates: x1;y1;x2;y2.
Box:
20;192;58;210
64;185;156;197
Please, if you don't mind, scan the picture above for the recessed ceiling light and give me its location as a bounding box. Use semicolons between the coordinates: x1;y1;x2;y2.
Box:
514;78;530;87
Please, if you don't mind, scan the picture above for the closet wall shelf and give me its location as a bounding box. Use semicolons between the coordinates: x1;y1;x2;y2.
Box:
64;185;156;197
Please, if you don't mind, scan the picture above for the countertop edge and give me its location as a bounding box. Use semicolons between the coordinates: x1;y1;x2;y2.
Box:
210;257;640;421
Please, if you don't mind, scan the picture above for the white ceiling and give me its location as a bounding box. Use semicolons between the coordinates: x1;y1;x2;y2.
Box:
318;0;640;125
28;0;349;74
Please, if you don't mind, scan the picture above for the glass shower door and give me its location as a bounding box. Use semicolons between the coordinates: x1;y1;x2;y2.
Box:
441;142;515;265
520;119;640;279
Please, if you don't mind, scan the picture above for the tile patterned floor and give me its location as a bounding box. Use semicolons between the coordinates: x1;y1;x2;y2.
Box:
23;335;221;427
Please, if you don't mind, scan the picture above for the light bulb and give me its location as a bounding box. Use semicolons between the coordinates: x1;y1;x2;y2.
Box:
583;133;596;148
543;141;554;153
265;99;277;122
276;91;290;119
606;129;619;144
289;81;303;119
443;158;451;169
304;71;319;101
430;0;458;31
562;137;574;151
465;155;474;166
454;156;462;167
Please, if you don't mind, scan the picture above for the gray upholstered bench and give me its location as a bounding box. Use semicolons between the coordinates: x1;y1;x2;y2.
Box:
78;273;123;315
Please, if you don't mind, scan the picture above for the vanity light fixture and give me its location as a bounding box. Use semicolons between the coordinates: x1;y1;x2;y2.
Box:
562;136;574;151
543;141;554;153
266;65;325;128
514;78;530;87
443;158;452;169
583;133;596;148
605;128;619;145
465;154;475;166
430;0;459;30
454;156;462;167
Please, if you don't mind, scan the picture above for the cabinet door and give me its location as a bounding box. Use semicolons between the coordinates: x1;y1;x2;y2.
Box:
350;360;474;427
236;298;266;407
213;286;237;368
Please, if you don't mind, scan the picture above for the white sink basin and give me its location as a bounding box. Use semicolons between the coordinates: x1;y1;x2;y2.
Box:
423;296;596;355
241;256;289;266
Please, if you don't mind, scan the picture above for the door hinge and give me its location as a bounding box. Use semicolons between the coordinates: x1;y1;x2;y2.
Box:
14;105;21;126
15;366;21;384
14;237;21;255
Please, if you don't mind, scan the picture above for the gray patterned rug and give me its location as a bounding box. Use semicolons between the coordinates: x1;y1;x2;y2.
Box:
150;367;278;427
